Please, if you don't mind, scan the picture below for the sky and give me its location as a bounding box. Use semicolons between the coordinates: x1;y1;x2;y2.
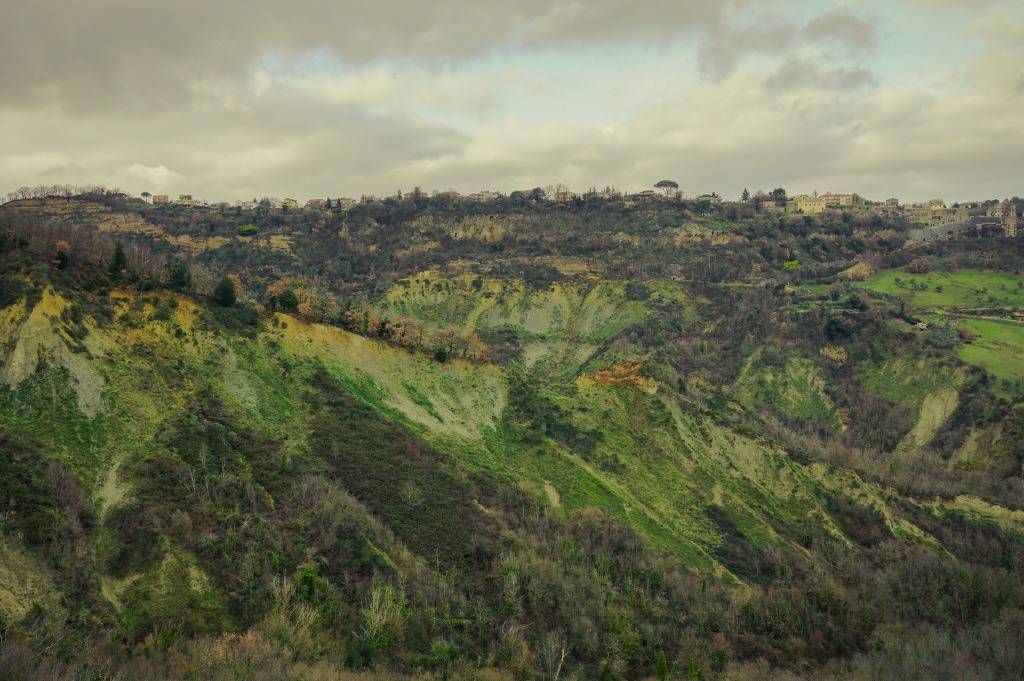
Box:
1;0;1022;203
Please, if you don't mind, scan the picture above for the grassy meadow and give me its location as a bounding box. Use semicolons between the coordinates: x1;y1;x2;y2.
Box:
958;317;1024;388
862;268;1024;309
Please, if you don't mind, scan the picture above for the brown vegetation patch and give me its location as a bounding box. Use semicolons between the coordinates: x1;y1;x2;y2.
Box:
584;362;658;394
838;261;875;281
819;345;849;365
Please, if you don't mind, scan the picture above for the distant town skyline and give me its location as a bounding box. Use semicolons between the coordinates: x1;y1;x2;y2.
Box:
9;184;1021;208
1;1;1022;204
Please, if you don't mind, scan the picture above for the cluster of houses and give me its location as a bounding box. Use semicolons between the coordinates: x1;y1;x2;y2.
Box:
142;187;637;210
140;188;1021;239
987;199;1022;237
776;192;1021;238
146;193;358;211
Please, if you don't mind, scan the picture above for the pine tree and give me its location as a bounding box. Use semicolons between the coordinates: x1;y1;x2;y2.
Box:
742;187;750;201
109;241;127;277
212;276;237;307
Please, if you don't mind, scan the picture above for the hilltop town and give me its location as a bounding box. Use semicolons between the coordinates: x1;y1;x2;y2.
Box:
7;182;1023;244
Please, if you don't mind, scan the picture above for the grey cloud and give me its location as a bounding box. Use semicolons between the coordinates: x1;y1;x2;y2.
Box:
6;51;1019;204
0;0;725;114
764;59;877;91
697;9;878;80
36;161;92;181
803;10;878;50
698;23;796;79
0;77;470;200
2;1;875;112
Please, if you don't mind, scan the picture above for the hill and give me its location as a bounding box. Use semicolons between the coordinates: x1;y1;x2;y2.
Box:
2;195;1024;680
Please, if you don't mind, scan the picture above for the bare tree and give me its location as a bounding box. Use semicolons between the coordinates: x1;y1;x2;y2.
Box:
539;632;569;681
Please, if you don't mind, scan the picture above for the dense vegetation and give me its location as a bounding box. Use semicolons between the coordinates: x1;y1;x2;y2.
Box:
1;193;1024;680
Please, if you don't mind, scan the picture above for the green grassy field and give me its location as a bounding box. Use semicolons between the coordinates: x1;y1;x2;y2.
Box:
862;268;1024;309
957;318;1024;388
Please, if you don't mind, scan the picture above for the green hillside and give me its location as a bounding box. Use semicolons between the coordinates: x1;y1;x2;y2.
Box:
3;197;1024;680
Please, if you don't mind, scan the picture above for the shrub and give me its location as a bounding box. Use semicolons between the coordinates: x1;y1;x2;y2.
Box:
908;257;931;274
205;305;261;336
276;288;299;312
624;281;650;301
924;325;958;349
163;257;192;291
819;345;848;365
0;274;26;308
212;276;237;307
152;299;175;321
53;240;70;270
359;577;407;658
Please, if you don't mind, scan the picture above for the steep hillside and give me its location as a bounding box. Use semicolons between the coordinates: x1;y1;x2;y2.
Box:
3;199;1024;680
0;197;231;254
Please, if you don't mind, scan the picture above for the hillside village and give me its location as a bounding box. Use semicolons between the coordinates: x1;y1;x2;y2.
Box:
147;190;1024;242
8;182;1022;243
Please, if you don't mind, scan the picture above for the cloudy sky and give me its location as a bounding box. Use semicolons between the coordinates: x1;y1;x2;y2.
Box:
2;0;1022;202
